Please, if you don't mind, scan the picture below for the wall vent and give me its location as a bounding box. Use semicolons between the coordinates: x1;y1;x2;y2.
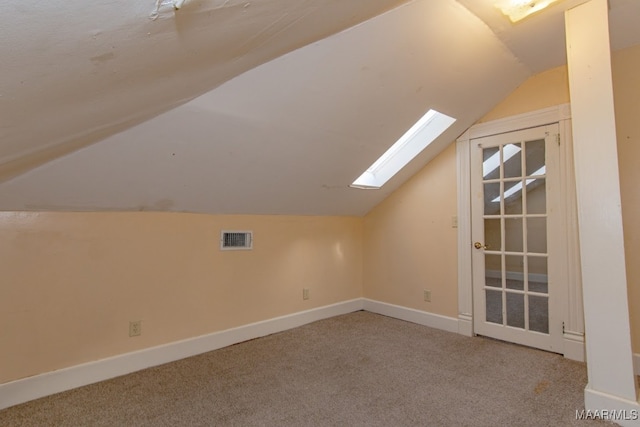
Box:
220;231;253;250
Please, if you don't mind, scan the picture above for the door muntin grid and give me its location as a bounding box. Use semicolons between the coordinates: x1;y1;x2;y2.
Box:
482;138;549;334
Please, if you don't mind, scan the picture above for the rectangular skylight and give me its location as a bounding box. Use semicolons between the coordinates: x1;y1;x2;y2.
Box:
350;109;456;189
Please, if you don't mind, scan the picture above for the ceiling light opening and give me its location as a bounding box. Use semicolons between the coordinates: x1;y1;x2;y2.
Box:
350;109;456;190
495;0;563;23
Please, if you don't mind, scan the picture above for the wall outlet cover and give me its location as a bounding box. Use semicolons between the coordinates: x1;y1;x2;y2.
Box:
129;320;142;337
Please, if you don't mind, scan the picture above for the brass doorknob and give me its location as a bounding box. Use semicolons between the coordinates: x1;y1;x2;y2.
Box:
474;242;488;250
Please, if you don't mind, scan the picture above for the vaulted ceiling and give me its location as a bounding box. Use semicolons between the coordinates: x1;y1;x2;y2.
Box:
1;0;639;215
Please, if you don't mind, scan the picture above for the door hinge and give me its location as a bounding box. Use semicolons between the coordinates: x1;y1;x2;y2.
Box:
562;321;565;334
556;134;561;146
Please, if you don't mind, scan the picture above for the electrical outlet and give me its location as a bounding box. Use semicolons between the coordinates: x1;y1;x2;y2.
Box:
452;216;458;228
129;320;142;337
424;290;431;302
303;288;310;300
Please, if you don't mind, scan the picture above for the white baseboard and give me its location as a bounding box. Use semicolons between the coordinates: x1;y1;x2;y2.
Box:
11;298;597;412
362;298;459;334
634;353;640;376
584;386;640;427
0;299;364;411
563;331;586;362
457;313;473;337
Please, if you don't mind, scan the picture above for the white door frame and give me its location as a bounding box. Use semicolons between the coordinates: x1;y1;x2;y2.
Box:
456;104;585;361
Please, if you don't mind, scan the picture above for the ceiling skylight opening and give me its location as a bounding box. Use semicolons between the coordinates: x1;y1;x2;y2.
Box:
350;109;456;190
495;0;563;23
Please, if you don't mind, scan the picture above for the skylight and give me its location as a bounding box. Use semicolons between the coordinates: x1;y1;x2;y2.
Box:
350;109;456;189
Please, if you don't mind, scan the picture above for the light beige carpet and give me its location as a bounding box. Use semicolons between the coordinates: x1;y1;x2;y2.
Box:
0;311;609;426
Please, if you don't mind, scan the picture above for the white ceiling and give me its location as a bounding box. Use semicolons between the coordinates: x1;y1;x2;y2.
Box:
1;0;639;215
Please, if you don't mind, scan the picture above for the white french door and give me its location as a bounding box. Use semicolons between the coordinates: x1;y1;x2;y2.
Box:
470;124;563;352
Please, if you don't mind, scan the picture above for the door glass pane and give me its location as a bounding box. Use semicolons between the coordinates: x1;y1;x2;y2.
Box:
485;255;502;288
528;256;548;294
526;178;546;214
506;292;524;329
525;139;545;176
503;143;522;179
486;290;503;324
504;218;523;252
482;146;500;180
529;295;549;333
527;218;547;253
504;183;523;214
484;182;501;215
505;255;524;290
503;179;524;208
484;218;501;251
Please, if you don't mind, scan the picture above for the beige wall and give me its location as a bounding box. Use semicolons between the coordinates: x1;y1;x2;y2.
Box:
613;44;640;353
363;144;459;317
0;212;362;384
479;66;571;123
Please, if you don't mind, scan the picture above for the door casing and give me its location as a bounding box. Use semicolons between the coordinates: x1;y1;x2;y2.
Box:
456;104;585;361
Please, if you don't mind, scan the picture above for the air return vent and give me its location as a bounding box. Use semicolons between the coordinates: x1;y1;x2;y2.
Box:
220;231;253;250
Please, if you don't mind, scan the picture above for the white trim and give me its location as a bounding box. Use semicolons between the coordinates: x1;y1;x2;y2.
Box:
462;104;571;140
362;299;459;333
0;299;364;411
563;331;585;362
634;353;640;377
456;138;473;335
584;386;640;427
457;313;473;337
0;296;596;413
567;0;637;401
558;119;585;336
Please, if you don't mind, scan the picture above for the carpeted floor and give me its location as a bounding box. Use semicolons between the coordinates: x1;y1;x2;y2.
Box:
0;311;609;426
